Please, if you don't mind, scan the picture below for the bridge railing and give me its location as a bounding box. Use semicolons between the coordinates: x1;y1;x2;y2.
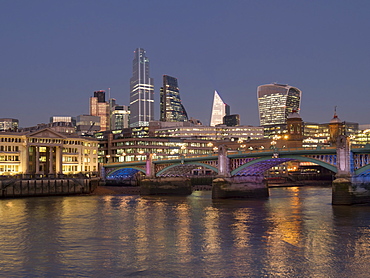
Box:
104;146;343;167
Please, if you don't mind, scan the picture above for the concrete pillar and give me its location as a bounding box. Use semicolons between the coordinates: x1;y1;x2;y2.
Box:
145;153;154;178
23;144;29;175
336;135;351;177
212;176;269;199
49;147;54;175
218;145;230;177
56;146;63;174
35;146;40;174
332;135;353;205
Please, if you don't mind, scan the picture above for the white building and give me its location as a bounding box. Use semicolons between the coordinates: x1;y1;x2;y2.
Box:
210;91;230;126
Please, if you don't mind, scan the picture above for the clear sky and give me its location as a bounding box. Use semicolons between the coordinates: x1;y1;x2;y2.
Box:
1;0;370;127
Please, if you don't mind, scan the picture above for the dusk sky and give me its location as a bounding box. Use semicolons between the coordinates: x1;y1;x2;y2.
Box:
1;0;370;127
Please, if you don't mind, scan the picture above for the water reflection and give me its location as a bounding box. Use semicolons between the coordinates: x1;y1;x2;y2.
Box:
0;187;369;277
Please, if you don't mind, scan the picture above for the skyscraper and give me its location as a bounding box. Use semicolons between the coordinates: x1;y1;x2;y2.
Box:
160;75;188;122
210;90;230;126
90;90;109;131
257;83;301;126
129;48;154;127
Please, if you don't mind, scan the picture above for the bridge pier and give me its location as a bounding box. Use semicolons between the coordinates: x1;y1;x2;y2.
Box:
140;177;192;196
332;135;370;205
212;176;269;199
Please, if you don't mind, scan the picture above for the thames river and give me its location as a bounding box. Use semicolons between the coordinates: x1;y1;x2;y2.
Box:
0;186;369;277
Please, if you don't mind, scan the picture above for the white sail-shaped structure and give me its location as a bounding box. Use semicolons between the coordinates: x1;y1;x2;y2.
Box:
210;90;229;126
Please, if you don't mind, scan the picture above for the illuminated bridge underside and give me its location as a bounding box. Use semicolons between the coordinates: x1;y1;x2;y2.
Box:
234;158;294;176
107;168;141;180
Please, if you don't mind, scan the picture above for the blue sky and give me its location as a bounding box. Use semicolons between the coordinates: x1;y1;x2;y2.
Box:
1;0;370;127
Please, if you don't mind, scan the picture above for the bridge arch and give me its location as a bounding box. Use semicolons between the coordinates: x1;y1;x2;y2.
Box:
156;162;218;177
106;166;146;179
231;155;337;176
355;164;370;176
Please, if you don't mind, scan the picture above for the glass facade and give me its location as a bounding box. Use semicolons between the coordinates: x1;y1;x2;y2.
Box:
257;84;301;126
130;48;154;127
111;105;130;130
210;90;229;126
160;75;188;122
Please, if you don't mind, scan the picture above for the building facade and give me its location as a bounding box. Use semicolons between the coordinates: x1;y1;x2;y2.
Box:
110;105;130;130
76;115;101;136
129;48;154;127
210;90;230;126
160;75;188;122
223;114;240;127
90;90;110;131
0;118;19;131
257;83;302;126
0;128;98;176
154;125;264;141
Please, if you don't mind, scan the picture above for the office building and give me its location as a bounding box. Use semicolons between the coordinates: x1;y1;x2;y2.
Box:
50;116;76;126
160;75;188;122
90;90;110;131
129;48;154;127
111;105;130;130
257;83;302;126
154;125;264;141
0;118;19;131
210;90;230;126
223;114;240;127
76;115;101;136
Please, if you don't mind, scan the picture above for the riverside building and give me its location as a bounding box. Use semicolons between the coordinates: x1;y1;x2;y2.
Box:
0;128;98;176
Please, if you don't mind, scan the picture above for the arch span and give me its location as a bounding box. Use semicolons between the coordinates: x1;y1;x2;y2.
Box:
231;155;337;176
106;166;146;179
355;164;370;176
156;162;218;177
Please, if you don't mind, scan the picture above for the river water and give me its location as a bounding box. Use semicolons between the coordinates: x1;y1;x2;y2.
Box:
0;186;369;277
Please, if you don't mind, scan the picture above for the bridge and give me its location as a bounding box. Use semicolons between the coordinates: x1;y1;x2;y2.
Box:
102;136;370;205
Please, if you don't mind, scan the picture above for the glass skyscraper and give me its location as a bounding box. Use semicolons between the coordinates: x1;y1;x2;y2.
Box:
160;75;188;122
210;90;230;126
257;83;302;126
129;48;154;127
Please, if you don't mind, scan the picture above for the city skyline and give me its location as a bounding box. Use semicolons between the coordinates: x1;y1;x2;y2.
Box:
1;1;370;127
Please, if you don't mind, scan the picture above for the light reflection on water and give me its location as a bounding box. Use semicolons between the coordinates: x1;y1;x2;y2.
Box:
0;186;369;277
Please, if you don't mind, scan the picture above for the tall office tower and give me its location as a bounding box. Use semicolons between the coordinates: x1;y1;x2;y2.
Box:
89;90;110;131
129;48;154;127
160;75;188;122
210;90;230;126
257;83;302;126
